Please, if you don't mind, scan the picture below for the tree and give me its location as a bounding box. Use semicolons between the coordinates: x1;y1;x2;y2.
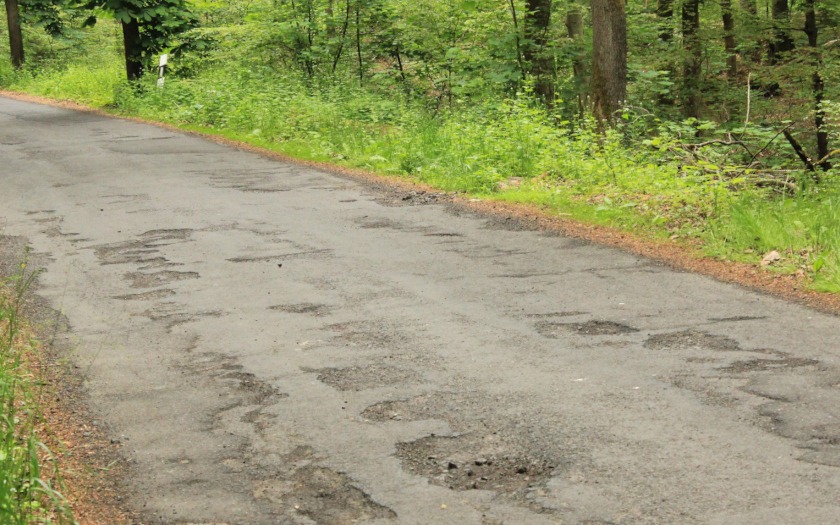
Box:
591;0;626;125
720;0;736;81
681;0;701;117
769;0;794;64
523;0;553;104
82;0;197;80
4;0;24;68
805;0;829;170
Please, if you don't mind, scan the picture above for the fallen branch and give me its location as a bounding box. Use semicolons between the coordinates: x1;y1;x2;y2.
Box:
754;178;798;193
783;129;819;181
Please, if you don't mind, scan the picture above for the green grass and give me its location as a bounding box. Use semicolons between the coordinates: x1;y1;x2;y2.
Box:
3;45;840;293
0;261;73;525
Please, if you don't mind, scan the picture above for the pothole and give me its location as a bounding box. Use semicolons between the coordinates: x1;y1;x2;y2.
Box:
92;229;192;265
279;466;396;524
395;433;560;494
113;289;176;301
220;371;285;405
125;270;199;288
355;217;406;230
719;356;819;373
536;320;638;338
269;303;331;316
361;392;452;422
307;365;420;391
644;330;740;351
327;321;413;349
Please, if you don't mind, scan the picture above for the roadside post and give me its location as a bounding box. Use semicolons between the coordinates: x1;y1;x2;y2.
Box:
157;54;168;88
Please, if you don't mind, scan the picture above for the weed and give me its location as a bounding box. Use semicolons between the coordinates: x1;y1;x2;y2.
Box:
0;257;74;525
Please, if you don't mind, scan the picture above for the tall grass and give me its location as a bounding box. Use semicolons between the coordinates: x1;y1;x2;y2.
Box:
0;261;73;525
708;181;840;292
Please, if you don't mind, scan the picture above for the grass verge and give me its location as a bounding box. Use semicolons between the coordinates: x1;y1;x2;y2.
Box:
0;260;74;525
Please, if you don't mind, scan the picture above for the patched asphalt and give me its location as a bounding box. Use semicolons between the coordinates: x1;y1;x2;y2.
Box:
2;96;840;524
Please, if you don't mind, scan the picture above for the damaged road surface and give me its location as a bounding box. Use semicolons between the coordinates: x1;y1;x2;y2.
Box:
2;97;840;525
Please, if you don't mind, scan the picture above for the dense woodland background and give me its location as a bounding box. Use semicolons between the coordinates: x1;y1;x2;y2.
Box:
3;0;840;291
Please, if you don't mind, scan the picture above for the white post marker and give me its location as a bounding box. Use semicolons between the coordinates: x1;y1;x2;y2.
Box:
157;54;168;88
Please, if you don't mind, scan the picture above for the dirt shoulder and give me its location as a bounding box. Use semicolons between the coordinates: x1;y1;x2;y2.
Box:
0;235;135;525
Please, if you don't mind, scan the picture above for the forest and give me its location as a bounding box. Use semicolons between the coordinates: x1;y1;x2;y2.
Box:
2;0;840;291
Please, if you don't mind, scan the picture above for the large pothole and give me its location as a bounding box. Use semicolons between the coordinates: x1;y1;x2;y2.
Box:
395;432;561;495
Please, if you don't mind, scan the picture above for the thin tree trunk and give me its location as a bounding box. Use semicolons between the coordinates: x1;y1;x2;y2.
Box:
4;0;24;68
393;43;407;83
290;0;314;76
591;0;627;126
121;18;143;81
769;0;794;64
524;0;553;104
721;0;737;82
681;0;702;118
508;0;526;81
805;0;830;170
331;0;352;73
355;0;363;86
565;9;585;116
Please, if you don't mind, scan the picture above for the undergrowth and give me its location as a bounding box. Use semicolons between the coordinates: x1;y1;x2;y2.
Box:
0;260;73;524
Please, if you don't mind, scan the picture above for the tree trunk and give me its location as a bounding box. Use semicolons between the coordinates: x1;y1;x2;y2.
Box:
4;0;24;68
681;0;702;118
591;0;627;126
721;0;737;82
656;0;672;42
121;18;143;81
355;0;363;86
769;0;794;64
655;0;675;104
524;0;553;104
331;0;351;73
805;0;830;170
565;9;585;116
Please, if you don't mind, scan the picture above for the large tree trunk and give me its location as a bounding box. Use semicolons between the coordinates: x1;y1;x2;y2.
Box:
121;19;143;81
4;0;24;68
591;0;626;126
524;0;554;104
681;0;702;118
721;0;737;82
769;0;794;64
805;0;830;170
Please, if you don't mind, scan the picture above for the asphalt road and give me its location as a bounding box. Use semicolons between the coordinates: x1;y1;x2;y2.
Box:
2;96;840;525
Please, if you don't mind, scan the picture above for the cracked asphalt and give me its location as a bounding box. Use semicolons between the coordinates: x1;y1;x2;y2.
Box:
2;96;840;525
